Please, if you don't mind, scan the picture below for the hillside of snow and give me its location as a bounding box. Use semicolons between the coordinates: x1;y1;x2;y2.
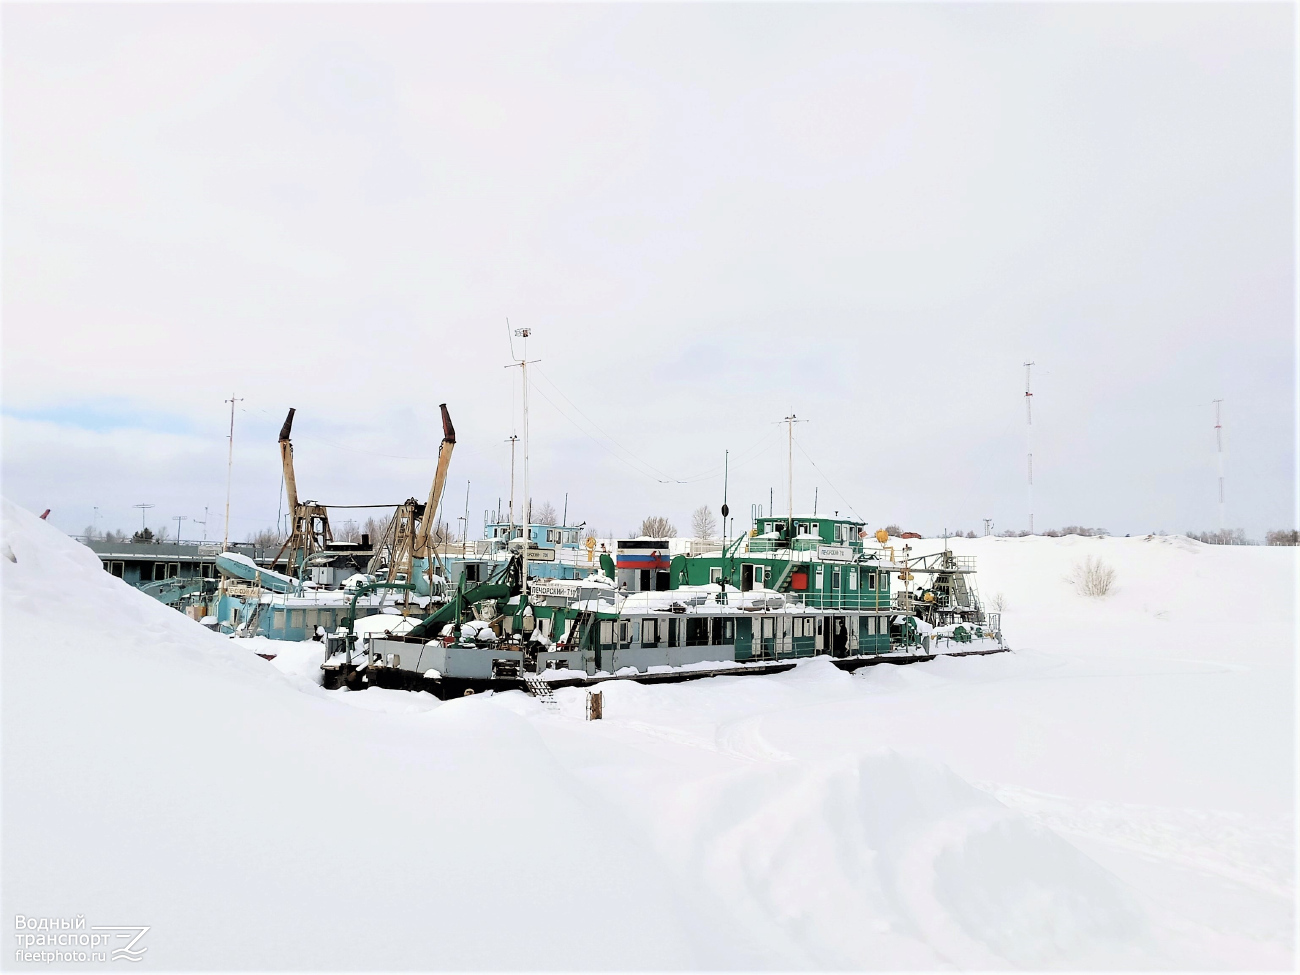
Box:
2;500;1294;969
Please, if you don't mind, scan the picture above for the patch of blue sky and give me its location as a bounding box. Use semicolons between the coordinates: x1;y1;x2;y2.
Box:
3;401;198;436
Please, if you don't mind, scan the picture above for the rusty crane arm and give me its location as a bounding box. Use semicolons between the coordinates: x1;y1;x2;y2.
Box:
413;404;456;557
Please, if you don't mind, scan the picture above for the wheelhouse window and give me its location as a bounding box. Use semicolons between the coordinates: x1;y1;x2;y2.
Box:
641;618;659;647
709;566;722;584
599;620;614;646
618;620;632;648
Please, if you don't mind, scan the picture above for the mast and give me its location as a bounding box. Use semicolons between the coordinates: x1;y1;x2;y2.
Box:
507;326;537;600
222;395;242;554
1213;399;1225;532
521;336;531;599
1023;362;1034;535
506;435;518;540
782;414;803;538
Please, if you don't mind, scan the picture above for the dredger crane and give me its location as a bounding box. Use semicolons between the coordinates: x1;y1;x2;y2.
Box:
272;408;333;576
369;404;457;593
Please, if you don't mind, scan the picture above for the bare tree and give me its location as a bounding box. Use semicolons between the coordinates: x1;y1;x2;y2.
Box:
883;524;902;536
991;592;1008;612
363;515;390;543
333;519;361;543
1187;529;1249;545
1266;529;1299;546
531;500;558;525
636;515;677;538
103;528;127;544
690;505;718;541
1068;556;1115;597
246;526;287;549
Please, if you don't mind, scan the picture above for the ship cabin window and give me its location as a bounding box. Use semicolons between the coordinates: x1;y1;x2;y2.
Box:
668;617;681;647
811;522;820;535
815;566;824;589
546;529;560;543
599;620;614;646
169;563;180;578
709;567;722;584
754;566;765;587
200;563;214;579
618;620;632;649
464;563;481;583
868;571;877;590
710;617;734;645
641;618;659;647
685;617;709;646
273;610;285;632
848;570;858;591
832;568;841;589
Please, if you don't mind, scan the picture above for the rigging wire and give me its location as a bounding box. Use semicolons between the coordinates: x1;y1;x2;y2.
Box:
793;439;865;523
531;367;682;483
525;378;678;484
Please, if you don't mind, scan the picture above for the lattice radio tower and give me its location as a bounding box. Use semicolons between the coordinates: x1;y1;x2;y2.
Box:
1024;362;1035;534
1213;399;1225;532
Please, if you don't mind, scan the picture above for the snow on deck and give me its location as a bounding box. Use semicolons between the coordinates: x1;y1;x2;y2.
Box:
2;500;1295;969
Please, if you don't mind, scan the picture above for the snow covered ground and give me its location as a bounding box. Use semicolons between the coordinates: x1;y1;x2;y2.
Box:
2;499;1294;969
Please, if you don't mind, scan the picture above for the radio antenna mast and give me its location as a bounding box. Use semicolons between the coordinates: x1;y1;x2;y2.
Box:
1023;363;1035;535
1213;399;1225;532
506;326;538;598
222;395;242;553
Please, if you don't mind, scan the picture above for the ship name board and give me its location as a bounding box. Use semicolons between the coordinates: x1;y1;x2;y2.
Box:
816;544;853;562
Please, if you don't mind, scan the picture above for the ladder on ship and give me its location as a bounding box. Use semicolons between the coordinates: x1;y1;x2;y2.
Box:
523;674;558;710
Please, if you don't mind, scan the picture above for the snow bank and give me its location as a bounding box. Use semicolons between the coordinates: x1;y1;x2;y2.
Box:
0;501;725;968
3;504;1294;969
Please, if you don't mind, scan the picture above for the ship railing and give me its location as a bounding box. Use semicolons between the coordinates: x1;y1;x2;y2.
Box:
778;592;894;612
747;538;864;557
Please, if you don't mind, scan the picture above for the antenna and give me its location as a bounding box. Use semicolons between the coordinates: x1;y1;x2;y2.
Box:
133;503;154;534
174;514;187;546
222;395;243;554
1213;399;1225;532
1023;362;1035;534
505;326;539;599
774;414;808;539
462;480;471;547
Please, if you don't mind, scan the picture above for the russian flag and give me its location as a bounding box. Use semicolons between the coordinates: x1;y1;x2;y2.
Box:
616;551;670;570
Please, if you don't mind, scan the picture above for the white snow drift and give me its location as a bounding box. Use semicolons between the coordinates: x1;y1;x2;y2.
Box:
2;500;1293;969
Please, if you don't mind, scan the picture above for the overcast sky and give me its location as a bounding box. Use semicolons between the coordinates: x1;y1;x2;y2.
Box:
2;3;1294;543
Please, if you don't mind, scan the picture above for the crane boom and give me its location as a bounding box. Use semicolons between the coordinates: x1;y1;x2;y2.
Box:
414;404;456;557
279;408;300;514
